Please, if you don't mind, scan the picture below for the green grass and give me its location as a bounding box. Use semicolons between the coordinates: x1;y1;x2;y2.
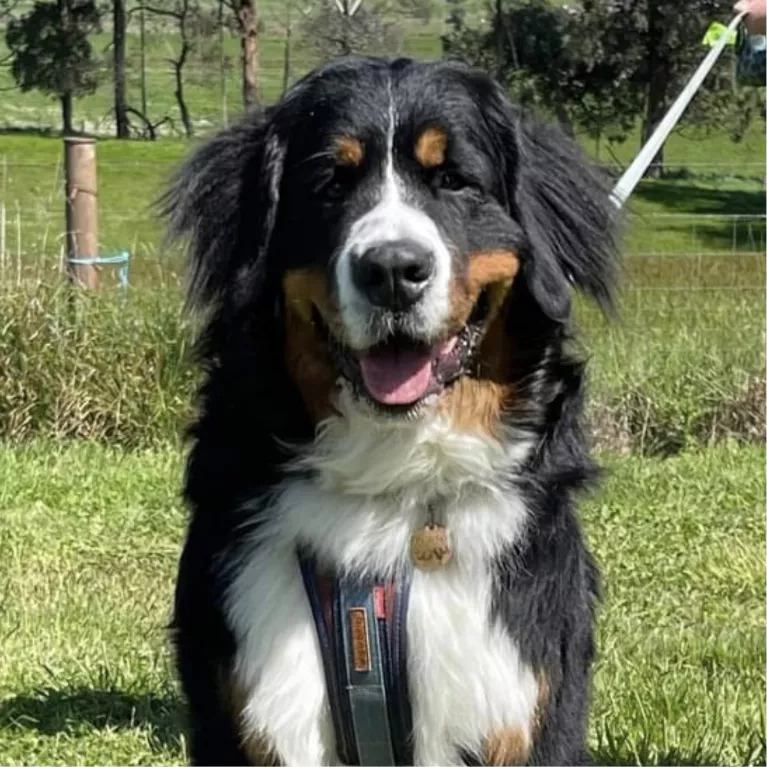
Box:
581;283;765;454
0;442;187;765
587;446;766;765
0;134;188;285
0;283;196;446
0;441;763;764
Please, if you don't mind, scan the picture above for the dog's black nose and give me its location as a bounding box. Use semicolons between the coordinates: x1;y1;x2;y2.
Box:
352;240;435;310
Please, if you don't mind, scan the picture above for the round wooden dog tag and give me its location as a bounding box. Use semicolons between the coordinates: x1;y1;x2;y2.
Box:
410;524;452;571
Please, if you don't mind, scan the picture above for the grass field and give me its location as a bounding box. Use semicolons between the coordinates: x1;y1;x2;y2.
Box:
0;126;764;281
0;441;763;765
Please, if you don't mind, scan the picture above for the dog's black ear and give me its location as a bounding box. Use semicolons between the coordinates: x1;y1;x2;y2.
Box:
504;109;620;322
162;110;285;311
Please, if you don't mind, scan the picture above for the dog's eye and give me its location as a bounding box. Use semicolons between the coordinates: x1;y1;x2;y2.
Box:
322;180;346;200
318;167;355;201
434;169;471;193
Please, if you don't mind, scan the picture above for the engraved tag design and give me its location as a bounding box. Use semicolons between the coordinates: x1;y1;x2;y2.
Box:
410;524;452;571
348;607;371;672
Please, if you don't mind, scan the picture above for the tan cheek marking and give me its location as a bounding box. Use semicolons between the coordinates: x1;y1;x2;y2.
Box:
484;726;531;765
222;672;282;765
441;250;520;437
283;268;340;423
414;125;448;168
533;672;550;737
334;135;364;167
283;268;330;322
448;249;520;330
439;294;515;438
483;672;549;765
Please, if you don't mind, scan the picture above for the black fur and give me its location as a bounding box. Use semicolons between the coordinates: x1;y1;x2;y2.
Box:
165;56;620;765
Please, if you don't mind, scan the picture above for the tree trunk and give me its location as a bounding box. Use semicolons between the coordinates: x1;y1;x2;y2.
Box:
494;0;503;81
237;0;259;109
340;15;351;55
174;49;193;137
219;0;228;126
61;92;74;134
139;6;147;117
58;0;74;135
113;0;129;138
641;0;666;178
281;2;291;94
175;0;193;138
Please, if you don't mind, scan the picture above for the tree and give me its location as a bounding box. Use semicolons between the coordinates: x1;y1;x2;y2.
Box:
443;0;644;145
444;0;749;175
217;0;259;109
627;0;734;175
139;0;197;137
300;0;402;59
683;42;766;143
234;0;259;108
570;0;735;174
113;0;128;137
5;0;100;134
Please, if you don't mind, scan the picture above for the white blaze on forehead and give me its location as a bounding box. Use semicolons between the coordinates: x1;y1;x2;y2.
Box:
335;79;451;350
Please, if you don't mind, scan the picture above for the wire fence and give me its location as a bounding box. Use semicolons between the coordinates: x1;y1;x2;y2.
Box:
0;142;764;293
0;205;763;291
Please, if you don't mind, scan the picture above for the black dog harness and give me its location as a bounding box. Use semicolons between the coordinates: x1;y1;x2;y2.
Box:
298;551;413;765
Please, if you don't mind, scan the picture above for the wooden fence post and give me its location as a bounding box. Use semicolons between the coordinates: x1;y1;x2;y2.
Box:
64;137;99;289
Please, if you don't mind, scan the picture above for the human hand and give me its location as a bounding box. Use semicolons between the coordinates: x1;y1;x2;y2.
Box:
735;0;767;35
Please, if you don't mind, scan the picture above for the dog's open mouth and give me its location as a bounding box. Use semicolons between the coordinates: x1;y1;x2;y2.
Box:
313;290;491;412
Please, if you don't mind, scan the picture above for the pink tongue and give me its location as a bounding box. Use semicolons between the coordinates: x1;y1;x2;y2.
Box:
358;337;458;406
359;347;433;405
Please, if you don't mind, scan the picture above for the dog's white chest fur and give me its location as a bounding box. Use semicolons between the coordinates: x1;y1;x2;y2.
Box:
226;394;539;765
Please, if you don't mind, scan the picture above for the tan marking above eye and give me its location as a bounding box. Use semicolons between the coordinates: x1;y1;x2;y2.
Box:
448;249;520;331
333;135;364;167
414;125;448;168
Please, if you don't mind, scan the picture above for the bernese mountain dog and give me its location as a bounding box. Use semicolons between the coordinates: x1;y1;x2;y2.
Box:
165;56;620;766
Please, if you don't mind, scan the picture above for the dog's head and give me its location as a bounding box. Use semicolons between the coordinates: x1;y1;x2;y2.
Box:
166;57;619;430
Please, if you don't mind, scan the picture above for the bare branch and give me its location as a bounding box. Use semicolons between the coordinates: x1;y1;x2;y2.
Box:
136;4;183;21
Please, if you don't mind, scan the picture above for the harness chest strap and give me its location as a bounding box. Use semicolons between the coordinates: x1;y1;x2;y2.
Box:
298;551;413;766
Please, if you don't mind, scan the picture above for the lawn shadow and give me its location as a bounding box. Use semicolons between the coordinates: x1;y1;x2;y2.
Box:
634;179;765;215
631;179;767;253
0;686;185;756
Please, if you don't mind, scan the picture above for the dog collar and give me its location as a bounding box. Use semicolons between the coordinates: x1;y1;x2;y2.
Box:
298;549;413;766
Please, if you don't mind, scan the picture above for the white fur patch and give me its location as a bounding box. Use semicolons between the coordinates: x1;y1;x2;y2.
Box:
226;392;538;765
335;84;451;350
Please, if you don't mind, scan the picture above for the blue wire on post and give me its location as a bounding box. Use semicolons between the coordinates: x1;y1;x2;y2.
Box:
67;250;131;288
